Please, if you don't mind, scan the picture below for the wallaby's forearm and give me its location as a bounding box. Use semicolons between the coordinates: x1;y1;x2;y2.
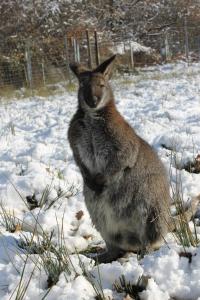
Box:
101;141;139;181
74;152;106;194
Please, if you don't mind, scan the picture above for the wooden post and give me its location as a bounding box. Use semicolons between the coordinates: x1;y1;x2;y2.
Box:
76;38;80;63
184;15;189;65
64;34;71;80
94;30;100;66
73;38;77;62
198;36;200;61
41;59;46;86
165;31;171;61
130;42;134;70
86;29;92;69
70;36;73;49
24;65;28;86
123;42;126;53
25;39;33;92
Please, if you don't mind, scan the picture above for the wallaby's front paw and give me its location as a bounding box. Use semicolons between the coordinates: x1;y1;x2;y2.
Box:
94;184;104;195
94;173;106;194
94;173;106;185
84;174;106;194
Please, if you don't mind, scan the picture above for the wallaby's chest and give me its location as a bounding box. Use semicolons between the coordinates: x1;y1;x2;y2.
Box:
74;116;113;173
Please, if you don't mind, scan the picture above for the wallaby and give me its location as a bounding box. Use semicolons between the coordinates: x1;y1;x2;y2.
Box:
68;55;200;263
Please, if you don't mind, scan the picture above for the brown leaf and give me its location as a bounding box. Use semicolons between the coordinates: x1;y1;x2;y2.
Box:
83;234;93;240
196;154;200;161
195;154;200;172
76;210;84;220
14;224;22;232
179;251;196;263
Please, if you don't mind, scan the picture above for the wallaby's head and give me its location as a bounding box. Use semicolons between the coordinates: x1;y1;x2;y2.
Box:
70;55;116;111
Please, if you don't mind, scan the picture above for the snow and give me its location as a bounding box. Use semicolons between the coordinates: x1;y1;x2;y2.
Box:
110;41;152;55
0;62;200;299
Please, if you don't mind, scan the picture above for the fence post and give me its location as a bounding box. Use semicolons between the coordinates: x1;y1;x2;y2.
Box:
86;29;92;69
184;15;189;65
73;38;76;62
76;38;80;63
94;30;100;66
129;41;134;70
198;36;200;61
24;65;28;86
123;42;126;53
25;39;33;92
164;30;171;61
41;59;46;86
64;34;71;80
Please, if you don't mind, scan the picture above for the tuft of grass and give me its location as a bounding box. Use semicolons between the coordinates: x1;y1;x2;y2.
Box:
0;85;17;99
8;251;51;300
169;151;199;248
75;252;105;300
26;184;52;210
16;163;27;176
1;181;105;298
8;217;44;300
41;248;71;288
65;81;77;93
18;213;73;288
0;121;16;139
57;169;64;180
183;154;200;174
19;233;70;288
0;203;22;233
9;121;16;136
34;87;53;98
9;247;51;300
18;216;106;299
26;183;78;211
0;78;77;100
18;230;54;255
119;78;136;86
13;258;37;300
114;275;147;300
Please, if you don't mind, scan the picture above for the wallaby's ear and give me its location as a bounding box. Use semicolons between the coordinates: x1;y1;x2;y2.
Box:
93;55;116;80
69;63;88;78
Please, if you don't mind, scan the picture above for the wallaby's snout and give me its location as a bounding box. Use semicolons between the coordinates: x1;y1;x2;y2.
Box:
70;55;116;110
80;73;107;109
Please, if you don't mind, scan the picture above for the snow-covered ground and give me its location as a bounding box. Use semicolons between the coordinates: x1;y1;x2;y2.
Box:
0;62;200;300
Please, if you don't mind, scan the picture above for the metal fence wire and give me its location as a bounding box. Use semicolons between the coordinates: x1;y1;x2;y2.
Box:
0;27;200;92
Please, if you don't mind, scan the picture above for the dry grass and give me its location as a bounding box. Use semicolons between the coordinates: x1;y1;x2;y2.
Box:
169;151;199;248
114;275;148;300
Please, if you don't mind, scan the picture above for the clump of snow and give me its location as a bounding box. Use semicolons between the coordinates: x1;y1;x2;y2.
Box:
142;245;200;300
110;41;152;55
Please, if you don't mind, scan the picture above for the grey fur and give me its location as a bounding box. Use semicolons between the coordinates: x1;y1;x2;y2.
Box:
68;56;197;263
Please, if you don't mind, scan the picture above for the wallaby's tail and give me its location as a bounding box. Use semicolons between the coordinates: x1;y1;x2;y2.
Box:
169;194;200;232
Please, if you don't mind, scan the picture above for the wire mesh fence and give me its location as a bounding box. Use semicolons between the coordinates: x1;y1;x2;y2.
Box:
0;26;200;96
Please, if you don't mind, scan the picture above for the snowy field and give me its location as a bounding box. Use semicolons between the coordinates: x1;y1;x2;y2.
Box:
0;62;200;300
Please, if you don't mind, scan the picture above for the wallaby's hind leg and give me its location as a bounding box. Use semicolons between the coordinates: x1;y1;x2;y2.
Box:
87;244;126;264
